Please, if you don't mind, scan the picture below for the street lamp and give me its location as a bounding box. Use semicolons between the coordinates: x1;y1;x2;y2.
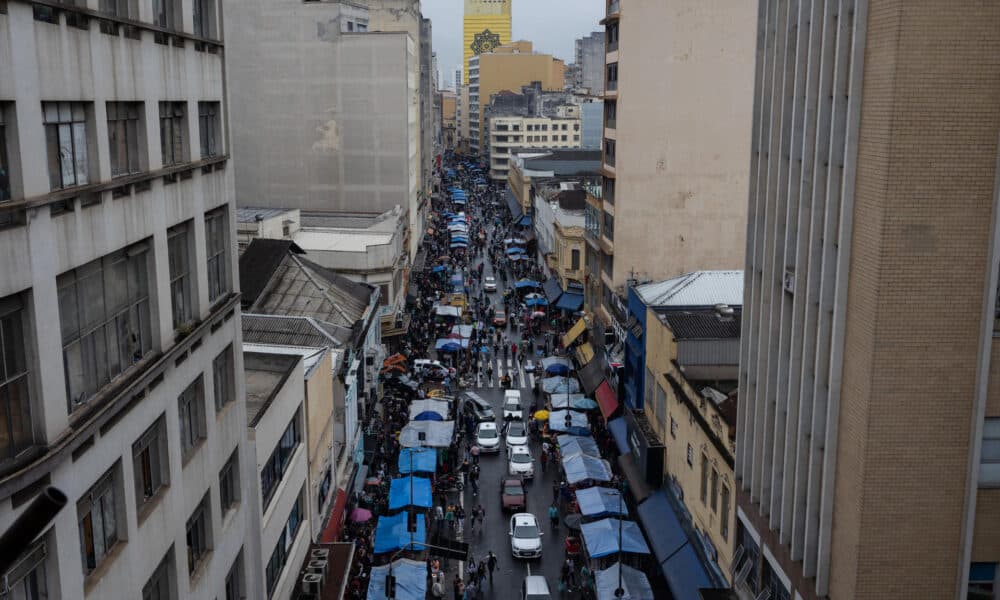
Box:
615;477;624;597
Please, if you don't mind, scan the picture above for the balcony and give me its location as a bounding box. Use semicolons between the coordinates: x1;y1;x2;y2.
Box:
607;79;618;92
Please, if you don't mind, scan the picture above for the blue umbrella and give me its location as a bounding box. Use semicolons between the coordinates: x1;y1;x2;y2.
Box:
413;411;444;421
431;265;447;273
505;247;526;256
526;297;548;307
514;280;541;289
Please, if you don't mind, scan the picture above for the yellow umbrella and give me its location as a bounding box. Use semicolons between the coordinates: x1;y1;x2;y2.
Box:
428;388;446;398
534;410;550;421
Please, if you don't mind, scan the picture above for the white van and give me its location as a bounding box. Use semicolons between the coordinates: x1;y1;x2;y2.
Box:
522;575;552;600
503;389;523;420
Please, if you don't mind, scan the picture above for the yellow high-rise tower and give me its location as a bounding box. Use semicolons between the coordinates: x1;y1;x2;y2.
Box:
463;0;512;84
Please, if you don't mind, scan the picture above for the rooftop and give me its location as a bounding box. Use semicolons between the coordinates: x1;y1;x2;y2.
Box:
243;352;300;426
660;309;742;340
293;229;394;253
243;314;353;349
236;207;295;223
243;343;339;379
635;270;744;308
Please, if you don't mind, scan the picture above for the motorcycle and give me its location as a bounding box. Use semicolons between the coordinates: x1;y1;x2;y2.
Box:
435;475;464;494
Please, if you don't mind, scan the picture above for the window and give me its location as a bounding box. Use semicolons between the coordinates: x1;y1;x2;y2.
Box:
606;62;618;91
607;22;619;51
265;490;304;596
700;454;709;504
604;178;615;205
261;410;301;509
3;543;48;600
574;123;580;131
78;466;121;575
0;297;32;463
571;249;580;270
213;345;235;411
670;416;677;439
168;223;193;329
561;135;567;142
107;102;143;177
710;468;719;512
981;417;1000;486
186;494;211;574
99;0;139;36
152;0;178;30
205;207;229;302
178;377;205;460
198;102;221;158
541;124;548;131
603;138;616;166
219;449;239;514
192;0;215;39
0;106;11;202
604;100;617;128
603;211;614;241
720;484;731;541
59;243;153;407
225;552;244;600
159;102;187;167
686;444;694;467
654;384;667;428
142;550;172;600
318;466;332;512
573;135;580;142
132;416;168;507
43;102;90;190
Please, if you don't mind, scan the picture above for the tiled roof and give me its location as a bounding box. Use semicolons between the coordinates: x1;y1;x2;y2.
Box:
635;271;743;308
661;310;742;340
242;314;352;348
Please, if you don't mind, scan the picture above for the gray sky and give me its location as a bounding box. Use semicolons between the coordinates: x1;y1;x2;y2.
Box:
421;0;605;89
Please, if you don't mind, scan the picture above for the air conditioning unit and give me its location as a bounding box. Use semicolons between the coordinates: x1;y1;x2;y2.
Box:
307;559;328;575
301;572;324;595
311;548;330;561
783;267;795;294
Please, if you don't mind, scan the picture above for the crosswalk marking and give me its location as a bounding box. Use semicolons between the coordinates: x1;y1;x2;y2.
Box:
471;357;535;389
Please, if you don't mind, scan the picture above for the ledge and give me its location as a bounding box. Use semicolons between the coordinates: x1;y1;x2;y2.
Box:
0;293;241;501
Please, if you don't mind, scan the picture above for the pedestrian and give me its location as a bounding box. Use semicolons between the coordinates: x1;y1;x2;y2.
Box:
456;505;465;535
453;575;463;600
549;503;560;530
436;503;445;534
540;449;548;472
477;562;487;590
445;504;456;534
466;557;477;582
486;551;498;584
470;444;480;464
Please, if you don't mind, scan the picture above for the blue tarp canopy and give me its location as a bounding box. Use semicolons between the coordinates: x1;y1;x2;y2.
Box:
451;324;474;338
576;486;629;517
556;293;584;312
431;265;447;273
373;512;426;553
388;476;433;509
452;198;467;205
607;417;631;455
504;237;526;245
413;411;443;421
542;376;581;394
541;356;573;375
505;246;526;255
398;447;438;474
367;559;429;600
549;409;590;435
449;242;468;249
595;563;654;600
562;453;611;483
399;420;455;448
580;519;651;558
408;399;450;421
517;215;532;226
434;338;467;352
526;297;547;307
636;490;697;565
514;279;541;289
550;393;595;411
557;434;600;458
662;544;717;599
542;277;564;302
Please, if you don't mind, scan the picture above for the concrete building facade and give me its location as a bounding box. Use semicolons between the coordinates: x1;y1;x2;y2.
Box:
462;0;511;85
488;114;582;181
574;31;605;94
590;0;755;346
223;0;421;258
0;2;257;598
735;2;1000;600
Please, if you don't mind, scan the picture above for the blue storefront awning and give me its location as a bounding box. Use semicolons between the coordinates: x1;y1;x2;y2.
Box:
373;512;426;553
367;559;428;600
388;476;433;510
607;417;630;455
517;215;532;226
398;447;438;474
663;544;717;599
506;189;523;219
637;490;719;597
555;292;584;312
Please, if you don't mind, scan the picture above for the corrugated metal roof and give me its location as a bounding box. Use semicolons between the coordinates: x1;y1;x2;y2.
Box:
635;271;743;308
661;310;741;340
242;314;352;348
235;207;293;223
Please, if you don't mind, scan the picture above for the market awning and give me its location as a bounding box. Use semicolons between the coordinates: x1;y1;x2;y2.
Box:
542;277;564;303
388;476;433;510
367;558;428;600
579;359;604;395
595;563;654;600
555;292;584;312
580;519;651;558
576;486;629;517
595;380;620;421
408;400;450;421
398;447;438;474
506;190;523;219
542;376;581;394
517;215;532;226
563;317;587;347
637;490;717;597
549;409;590;435
608;417;630;456
557;434;600;458
562;453;612;484
575;342;595;366
373;512;426;553
617;453;651;503
319;488;348;543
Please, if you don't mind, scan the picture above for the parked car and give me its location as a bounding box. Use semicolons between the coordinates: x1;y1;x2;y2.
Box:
477;422;501;453
507;445;534;479
503;390;523;420
414;359;454;380
509;512;543;558
493;309;507;326
500;477;527;512
505;420;528;450
463;391;495;422
484;276;498;292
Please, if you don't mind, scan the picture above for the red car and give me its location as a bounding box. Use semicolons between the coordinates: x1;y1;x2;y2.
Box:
493;309;507;326
500;477;526;512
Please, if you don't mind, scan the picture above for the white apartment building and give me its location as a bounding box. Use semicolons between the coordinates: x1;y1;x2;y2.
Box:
0;2;258;600
468;55;481;154
489;114;582;180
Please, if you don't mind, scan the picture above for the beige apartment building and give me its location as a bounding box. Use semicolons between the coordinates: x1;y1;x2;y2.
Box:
736;2;1000;600
488;113;582;180
589;0;755;341
468;41;566;155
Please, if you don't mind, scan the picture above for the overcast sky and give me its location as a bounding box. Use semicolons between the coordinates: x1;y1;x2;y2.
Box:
421;0;605;89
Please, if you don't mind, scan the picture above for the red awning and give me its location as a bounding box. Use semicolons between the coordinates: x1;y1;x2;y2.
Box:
320;489;348;543
595;381;620;423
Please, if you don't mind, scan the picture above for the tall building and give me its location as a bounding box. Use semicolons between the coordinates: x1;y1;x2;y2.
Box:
735;2;1000;600
0;1;256;598
462;0;511;84
454;66;463;91
574;31;606;94
588;0;754;349
468;41;566;157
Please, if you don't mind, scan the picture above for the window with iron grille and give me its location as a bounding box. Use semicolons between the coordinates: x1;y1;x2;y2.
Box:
43;102;90;190
132;415;168;508
205;207;228;302
107;102;144;177
159;101;187;167
4;542;48;600
185;494;211;574
178;376;206;461
219;449;239;514
0;296;33;464
265;489;304;596
261;410;301;509
198;102;221;158
58;242;153;408
78;466;122;575
213;344;235;411
168;222;193;328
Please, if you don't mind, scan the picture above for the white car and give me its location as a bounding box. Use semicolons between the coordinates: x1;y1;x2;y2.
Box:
476;422;501;453
484;276;498;292
507;445;534;479
503;390;523;420
509;513;543;559
505;420;528;450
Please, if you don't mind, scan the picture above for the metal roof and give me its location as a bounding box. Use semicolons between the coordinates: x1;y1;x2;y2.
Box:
634;270;743;308
660;309;742;340
242;314;353;348
235;207;294;223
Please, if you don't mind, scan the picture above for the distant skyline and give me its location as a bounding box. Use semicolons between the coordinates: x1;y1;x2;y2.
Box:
421;0;605;89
